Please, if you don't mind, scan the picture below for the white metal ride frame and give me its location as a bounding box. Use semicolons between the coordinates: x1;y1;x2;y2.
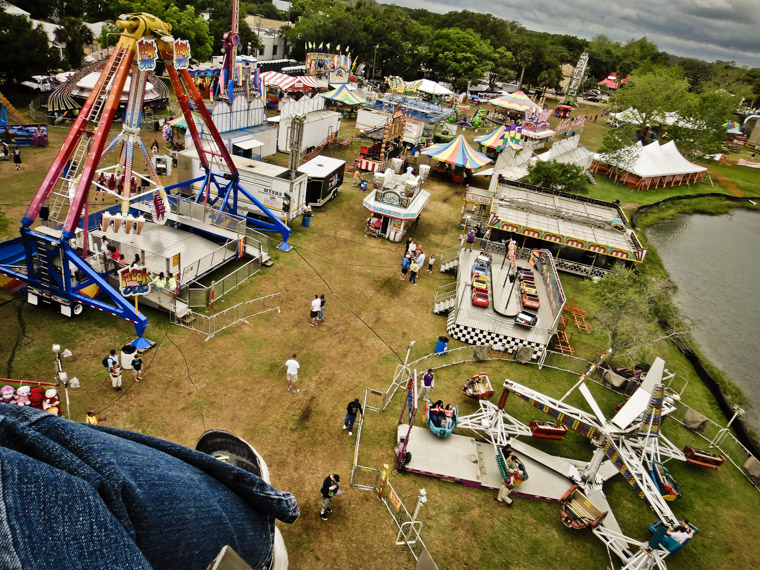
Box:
497;357;684;569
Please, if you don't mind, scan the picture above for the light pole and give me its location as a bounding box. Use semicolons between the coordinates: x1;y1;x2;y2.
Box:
372;44;379;81
411;488;427;522
53;344;79;419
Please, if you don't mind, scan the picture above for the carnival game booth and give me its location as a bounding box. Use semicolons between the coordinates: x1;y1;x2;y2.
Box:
260;71;324;108
520;108;555;150
486;181;647;277
362;167;430;242
297;156;346;207
461;185;495;228
421;134;492;183
592;141;707;190
474;125;509;158
490;91;539;117
320;84;367;119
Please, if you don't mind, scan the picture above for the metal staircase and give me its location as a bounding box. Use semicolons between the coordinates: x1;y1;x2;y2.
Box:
47;47;127;224
438;244;460;273
433;282;457;314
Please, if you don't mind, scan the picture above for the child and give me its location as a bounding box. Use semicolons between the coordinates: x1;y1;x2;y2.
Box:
428;254;436;273
132;355;143;382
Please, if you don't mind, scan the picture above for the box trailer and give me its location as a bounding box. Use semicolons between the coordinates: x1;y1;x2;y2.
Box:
278;110;341;154
176;149;308;223
298;156;346;206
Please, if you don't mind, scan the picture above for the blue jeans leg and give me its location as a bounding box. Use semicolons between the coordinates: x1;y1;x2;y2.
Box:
344;412;356;432
0;406;299;570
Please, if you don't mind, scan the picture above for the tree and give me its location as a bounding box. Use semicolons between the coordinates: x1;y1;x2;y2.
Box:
487;47;516;90
0;13;60;84
55;17;94;69
111;0;213;62
527;161;588;194
583;266;659;360
537;65;562;98
516;48;534;91
427;27;493;91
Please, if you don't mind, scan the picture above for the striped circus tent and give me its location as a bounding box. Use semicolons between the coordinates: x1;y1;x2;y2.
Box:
259;71;323;92
490;90;539;112
474;126;508;151
421;134;492;170
320;84;367;106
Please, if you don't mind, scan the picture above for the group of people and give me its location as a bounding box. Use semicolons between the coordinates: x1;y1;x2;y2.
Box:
308;294;326;326
497;444;525;507
106;348;143;392
100;237;177;294
400;238;435;285
95;171;140;201
428;400;456;430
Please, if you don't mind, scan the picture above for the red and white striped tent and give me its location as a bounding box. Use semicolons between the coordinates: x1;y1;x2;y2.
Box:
260;71;324;92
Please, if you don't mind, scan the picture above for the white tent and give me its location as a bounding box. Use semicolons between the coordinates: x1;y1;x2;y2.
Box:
537;135;594;170
415;79;453;96
593;140;707;189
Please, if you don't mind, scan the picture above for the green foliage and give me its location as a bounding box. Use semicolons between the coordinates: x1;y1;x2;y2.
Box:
54;17;94;69
527;160;589;194
428;28;493;90
0;13;60;84
111;0;213;62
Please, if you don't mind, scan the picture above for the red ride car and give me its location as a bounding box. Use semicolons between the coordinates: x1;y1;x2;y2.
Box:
472;290;489;308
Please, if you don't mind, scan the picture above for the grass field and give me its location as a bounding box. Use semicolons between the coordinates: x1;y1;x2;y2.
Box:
0;92;759;569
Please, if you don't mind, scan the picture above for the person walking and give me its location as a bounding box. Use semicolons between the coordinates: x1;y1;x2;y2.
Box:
409;258;419;285
107;349;122;392
132;355;143;382
407;239;416;257
320;474;341;521
400;254;411;280
465;228;476;251
428;253;436;273
318;294;326;322
420;369;434;401
309;295;321;326
353;169;362;187
13;147;21;170
496;453;523;507
343;398;363;435
285;354;300;393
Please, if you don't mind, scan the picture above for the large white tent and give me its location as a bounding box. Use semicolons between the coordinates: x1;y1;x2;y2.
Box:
593;140;707;189
415;79;453;96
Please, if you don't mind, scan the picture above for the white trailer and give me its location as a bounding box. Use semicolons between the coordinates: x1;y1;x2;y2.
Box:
278;110;341;154
356;108;424;145
176;150;309;223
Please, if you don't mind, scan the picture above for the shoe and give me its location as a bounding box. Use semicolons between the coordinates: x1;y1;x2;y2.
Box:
195;430;270;483
115;386;122;391
348;431;352;435
293;389;300;393
320;513;328;521
287;386;291;392
309;323;315;327
343;425;347;429
326;508;332;513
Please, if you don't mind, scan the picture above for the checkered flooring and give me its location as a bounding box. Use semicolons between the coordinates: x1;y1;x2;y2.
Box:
447;321;543;361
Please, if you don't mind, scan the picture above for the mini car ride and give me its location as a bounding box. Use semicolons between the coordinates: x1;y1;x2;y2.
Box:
559;485;608;530
472;276;488;293
521;292;540;310
472;290;489;308
519;281;538;295
514;311;537;327
462;373;495;400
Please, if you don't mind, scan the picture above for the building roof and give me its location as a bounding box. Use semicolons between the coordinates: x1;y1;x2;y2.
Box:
4;3;30;18
298;156;345;178
245;16;292;31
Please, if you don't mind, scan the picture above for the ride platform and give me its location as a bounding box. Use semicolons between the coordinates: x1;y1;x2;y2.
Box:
398;425;573;502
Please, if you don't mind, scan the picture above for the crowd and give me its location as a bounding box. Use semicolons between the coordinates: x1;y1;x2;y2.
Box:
400;238;435;284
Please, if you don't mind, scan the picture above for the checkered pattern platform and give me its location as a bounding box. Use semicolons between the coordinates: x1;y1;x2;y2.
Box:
446;321;543;361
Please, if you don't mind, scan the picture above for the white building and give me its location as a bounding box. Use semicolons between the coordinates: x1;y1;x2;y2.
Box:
244;16;291;61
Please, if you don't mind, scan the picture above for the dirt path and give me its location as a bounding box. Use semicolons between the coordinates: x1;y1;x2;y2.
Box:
705;164;743;196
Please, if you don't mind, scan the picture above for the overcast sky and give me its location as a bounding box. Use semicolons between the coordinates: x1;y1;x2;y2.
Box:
380;0;760;68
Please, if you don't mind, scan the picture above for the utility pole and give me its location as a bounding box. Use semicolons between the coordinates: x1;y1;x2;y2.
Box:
372;45;379;81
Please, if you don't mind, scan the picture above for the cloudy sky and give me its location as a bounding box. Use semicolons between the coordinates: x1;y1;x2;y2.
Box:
380;0;760;68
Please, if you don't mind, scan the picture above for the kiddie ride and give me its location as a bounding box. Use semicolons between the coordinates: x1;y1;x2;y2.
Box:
0;12;291;341
394;352;700;570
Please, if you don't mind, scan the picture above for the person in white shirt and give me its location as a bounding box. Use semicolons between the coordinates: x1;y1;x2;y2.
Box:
285;354;300;393
309;295;321;326
667;521;694;544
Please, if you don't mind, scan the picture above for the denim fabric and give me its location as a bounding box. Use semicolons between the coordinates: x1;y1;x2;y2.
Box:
0;407;299;570
344;412;357;432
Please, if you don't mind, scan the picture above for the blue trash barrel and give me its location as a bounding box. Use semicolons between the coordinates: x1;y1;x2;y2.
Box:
302;214;311;227
435;336;449;355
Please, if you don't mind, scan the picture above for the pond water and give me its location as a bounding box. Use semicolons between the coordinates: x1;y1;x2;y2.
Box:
646;209;760;431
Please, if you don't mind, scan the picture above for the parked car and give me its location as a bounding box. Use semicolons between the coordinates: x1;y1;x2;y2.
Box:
472;290;489;308
515;311;537;327
522;292;540;310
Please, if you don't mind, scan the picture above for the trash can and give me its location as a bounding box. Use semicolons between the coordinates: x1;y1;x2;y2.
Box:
435;335;449;356
120;343;137;370
301;213;312;227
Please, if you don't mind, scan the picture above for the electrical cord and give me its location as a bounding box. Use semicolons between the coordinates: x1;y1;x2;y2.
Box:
6;299;33;378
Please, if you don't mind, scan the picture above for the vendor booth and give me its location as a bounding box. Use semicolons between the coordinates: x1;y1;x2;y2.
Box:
362;167;430;242
461;186;494;227
298;155;346;206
